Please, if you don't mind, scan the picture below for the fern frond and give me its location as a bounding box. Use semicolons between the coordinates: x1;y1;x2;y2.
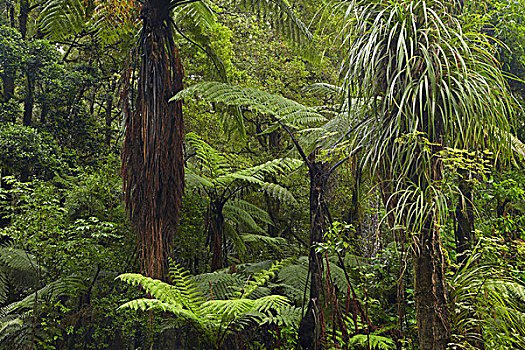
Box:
252;294;289;313
259;182;297;204
227;0;315;60
240;234;286;247
168;263;204;307
260;304;301;327
186;132;230;175
38;0;87;41
230;199;273;226
201;298;254;320
117;274;192;308
234;260;284;298
193;271;244;300
223;203;266;234
277;257;309;299
0;269;7;304
173;1;216;29
304;83;343;97
347;334;396;350
185;168;215;189
172;82;325;128
0;245;42;274
0;316;23;337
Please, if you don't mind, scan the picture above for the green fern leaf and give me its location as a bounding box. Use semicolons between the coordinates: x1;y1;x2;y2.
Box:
348;334;396;350
172;82;325;128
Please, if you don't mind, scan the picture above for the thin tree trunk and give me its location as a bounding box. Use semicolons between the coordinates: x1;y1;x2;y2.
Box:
19;0;29;39
299;159;331;350
23;74;34;126
40;97;48;124
105;92;113;146
209;200;225;271
455;171;474;265
9;6;15;28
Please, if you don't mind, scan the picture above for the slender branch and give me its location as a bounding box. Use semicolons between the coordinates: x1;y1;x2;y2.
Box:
328;146;362;176
172;23;227;81
171;0;201;9
326;120;365;157
278;121;311;169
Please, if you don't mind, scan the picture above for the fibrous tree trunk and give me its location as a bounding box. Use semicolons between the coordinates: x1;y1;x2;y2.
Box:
122;0;184;279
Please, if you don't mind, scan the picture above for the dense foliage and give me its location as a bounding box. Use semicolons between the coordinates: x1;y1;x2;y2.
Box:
1;0;525;349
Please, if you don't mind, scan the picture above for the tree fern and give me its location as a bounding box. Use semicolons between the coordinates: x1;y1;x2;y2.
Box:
227;0;315;60
38;0;135;43
38;0;88;41
185;132;300;268
346;334;396;350
118;260;292;347
172;82;326;128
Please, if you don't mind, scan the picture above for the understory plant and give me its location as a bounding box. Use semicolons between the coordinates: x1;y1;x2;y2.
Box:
117;260;296;349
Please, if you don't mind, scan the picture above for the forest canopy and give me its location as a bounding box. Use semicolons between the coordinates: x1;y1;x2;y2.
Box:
1;0;525;349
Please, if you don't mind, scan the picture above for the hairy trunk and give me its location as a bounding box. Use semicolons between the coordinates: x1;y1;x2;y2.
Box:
122;0;184;279
299;159;331;350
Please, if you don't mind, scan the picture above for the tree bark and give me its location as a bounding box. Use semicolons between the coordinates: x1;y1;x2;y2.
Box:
413;146;450;350
414;218;450;350
455;171;474;265
299;159;331;350
121;0;185;279
19;0;29;39
23;74;34;126
105;91;113;146
209;200;225;272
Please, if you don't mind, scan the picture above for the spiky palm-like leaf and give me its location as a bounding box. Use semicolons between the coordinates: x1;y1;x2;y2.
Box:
336;2;515;347
449;252;525;349
339;0;513;179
